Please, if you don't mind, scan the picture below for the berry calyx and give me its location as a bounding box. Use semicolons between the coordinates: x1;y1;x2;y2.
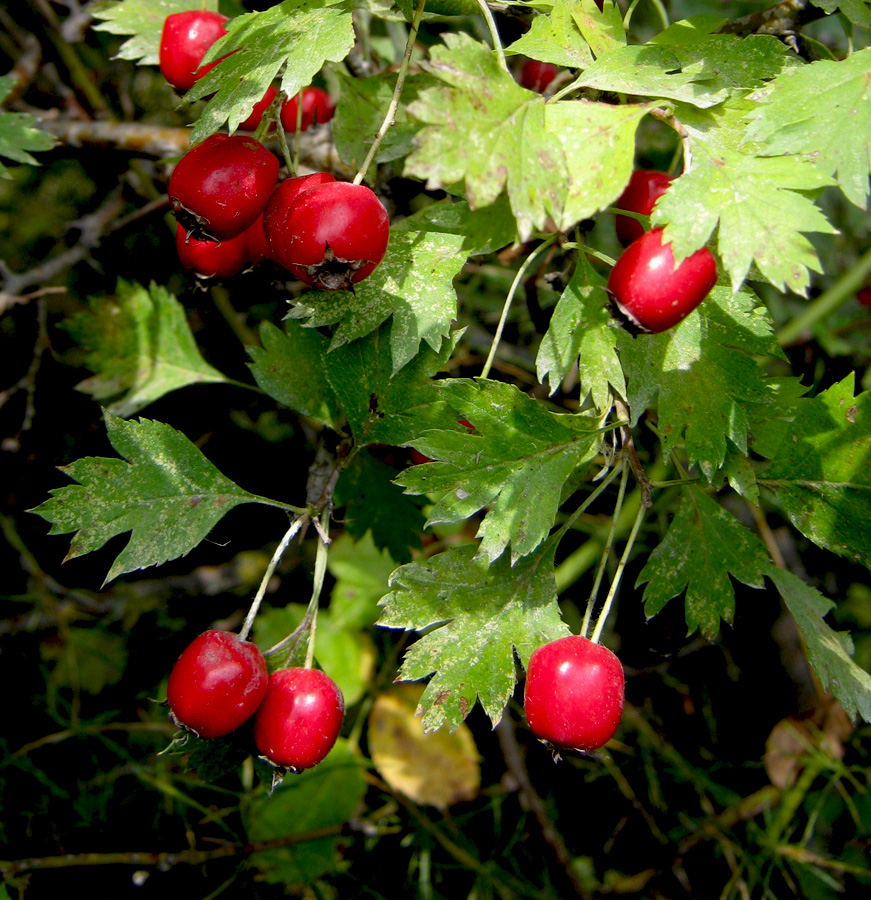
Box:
175;224;249;279
167;630;268;739
615;169;673;247
271;181;390;290
524;635;624;752
262;172;336;269
519;60;559;94
159;11;229;92
607;228;717;334
279;87;335;132
169;134;279;242
254;667;345;770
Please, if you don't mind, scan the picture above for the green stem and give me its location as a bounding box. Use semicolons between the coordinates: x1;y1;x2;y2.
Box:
293;88;304;175
475;0;509;73
275;109;295;174
354;0;426;185
590;492;646;644
304;509;331;669
238;516;305;642
776;244;871;346
481;236;556;379
581;461;629;638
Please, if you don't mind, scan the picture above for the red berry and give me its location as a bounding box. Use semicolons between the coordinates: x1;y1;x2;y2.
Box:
409;448;432;465
175;224;249;279
857;285;871;308
159;11;229;92
169;134;279;242
244;213;272;267
262;172;336;269
615;170;673;246
275;181;390;290
239;85;279;132
254;668;345;770
524;635;624;752
279;87;335;132
167;630;268;739
607;228;717;333
519;60;559;94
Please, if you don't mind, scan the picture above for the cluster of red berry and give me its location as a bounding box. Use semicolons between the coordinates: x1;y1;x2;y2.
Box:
167;630;345;771
168;132;390;287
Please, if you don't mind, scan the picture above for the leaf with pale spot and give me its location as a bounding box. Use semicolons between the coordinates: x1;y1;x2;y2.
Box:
287;230;466;374
652;101;837;293
397;379;601;563
379;542;569;732
744;49;871;211
505;0;593;68
30;414;264;583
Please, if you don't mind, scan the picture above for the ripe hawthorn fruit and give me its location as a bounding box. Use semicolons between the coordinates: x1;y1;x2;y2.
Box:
857;284;871;308
244;213;272;267
262;172;336;269
519;60;559;93
159;10;229;92
607;228;717;333
524;635;624;752
175;224;249;279
167;630;268;739
615;169;673;246
254;667;345;770
271;180;390;290
279;87;335;132
169;133;279;242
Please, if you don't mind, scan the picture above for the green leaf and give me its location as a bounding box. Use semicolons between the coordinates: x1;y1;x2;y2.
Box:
324;322;461;447
770;567;871;724
334;453;426;564
504;0;593;68
287;230;466;372
651;23;800;93
574;44;728;108
617;285;782;479
245;739;367;885
186;0;355;142
744;49;871;210
653;101;837;293
62;280;230;417
30;414;263;583
0;77;55;177
379;541;570;731
327;531;398;628
543;99;652;229
397;379;601;563
570;0;626;57
758;375;871;568
637;486;769;638
811;0;871;27
536;248;625;409
91;0;218;64
405;33;567;240
392;195;518;256
333;72;430;171
247;321;340;429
